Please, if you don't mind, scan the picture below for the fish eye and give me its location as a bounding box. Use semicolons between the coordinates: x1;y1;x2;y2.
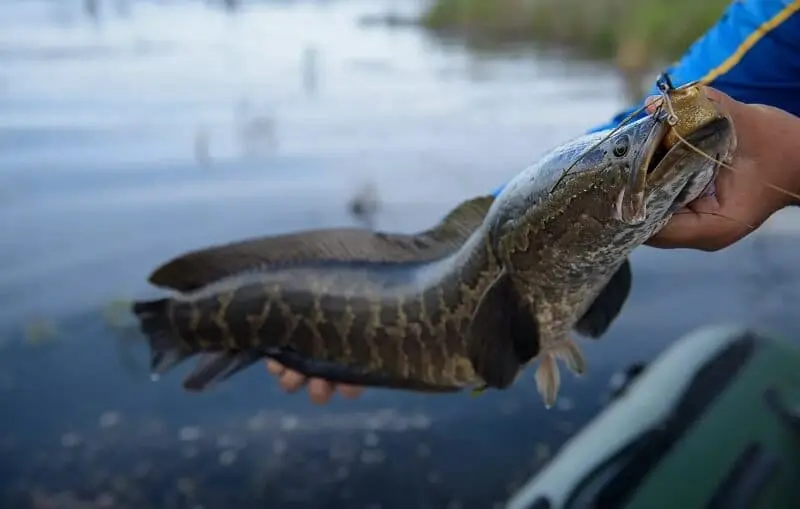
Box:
612;135;630;157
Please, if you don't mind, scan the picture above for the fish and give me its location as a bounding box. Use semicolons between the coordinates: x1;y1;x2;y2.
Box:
132;85;735;408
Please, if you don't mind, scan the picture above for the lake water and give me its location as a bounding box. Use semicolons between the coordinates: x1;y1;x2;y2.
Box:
1;1;799;508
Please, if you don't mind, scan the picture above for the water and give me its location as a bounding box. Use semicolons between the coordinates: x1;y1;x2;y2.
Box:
1;0;799;507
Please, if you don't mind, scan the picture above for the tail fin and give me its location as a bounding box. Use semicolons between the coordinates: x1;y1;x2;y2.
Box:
131;298;194;375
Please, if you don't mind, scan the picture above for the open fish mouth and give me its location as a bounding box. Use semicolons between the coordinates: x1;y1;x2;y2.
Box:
645;136;669;175
620;114;730;223
616;118;669;223
667;151;721;212
652;115;730;207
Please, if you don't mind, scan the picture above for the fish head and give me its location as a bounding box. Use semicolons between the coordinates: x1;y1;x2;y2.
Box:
486;94;734;277
642;112;733;217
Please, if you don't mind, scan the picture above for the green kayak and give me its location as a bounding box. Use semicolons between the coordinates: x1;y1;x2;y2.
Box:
507;324;800;509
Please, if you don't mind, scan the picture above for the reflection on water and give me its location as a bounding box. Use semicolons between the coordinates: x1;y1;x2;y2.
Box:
1;0;799;507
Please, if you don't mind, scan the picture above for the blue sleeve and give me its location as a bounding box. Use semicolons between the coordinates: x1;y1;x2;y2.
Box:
491;0;800;197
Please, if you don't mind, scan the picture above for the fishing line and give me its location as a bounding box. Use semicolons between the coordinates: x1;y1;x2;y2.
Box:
655;74;679;125
668;128;800;203
672;210;756;231
650;77;788;229
549;103;651;194
650;74;800;203
553;73;800;213
550;73;696;195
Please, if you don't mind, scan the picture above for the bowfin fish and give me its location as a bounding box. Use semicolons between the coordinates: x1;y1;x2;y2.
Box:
133;84;735;408
148;195;494;292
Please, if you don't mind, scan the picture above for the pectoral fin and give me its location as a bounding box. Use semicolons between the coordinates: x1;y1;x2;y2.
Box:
534;337;585;408
535;353;560;408
574;259;631;338
149;195;494;292
467;271;540;390
554;337;586;375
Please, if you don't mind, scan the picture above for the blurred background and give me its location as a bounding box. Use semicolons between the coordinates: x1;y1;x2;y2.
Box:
1;0;799;507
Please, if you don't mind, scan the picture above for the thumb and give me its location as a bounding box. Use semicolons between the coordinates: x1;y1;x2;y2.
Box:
646;196;746;251
643;85;740;116
699;86;736;109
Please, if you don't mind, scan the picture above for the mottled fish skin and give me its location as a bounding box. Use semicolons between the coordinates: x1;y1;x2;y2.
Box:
490;118;733;338
481;89;735;405
135;226;505;391
132;85;735;407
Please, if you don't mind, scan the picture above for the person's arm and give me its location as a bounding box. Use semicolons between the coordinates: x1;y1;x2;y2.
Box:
492;0;800;197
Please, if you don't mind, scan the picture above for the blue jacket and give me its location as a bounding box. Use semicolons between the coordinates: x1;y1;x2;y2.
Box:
492;0;800;197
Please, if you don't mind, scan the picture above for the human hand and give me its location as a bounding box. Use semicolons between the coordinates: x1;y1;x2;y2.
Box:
646;86;800;251
265;359;364;404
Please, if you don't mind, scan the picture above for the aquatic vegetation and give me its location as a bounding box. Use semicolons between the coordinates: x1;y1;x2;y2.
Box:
422;0;731;65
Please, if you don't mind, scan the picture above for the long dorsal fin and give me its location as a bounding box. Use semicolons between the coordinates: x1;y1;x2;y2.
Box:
148;195;494;293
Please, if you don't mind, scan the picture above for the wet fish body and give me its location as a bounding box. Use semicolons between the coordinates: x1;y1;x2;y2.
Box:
133;86;735;407
135;196;507;392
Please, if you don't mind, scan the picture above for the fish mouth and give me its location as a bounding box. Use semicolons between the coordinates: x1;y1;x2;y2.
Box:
617;119;669;223
648;115;731;206
619;114;730;221
645;136;669;175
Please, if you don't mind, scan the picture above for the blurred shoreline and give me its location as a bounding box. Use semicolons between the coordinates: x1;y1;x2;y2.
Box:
420;0;731;77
